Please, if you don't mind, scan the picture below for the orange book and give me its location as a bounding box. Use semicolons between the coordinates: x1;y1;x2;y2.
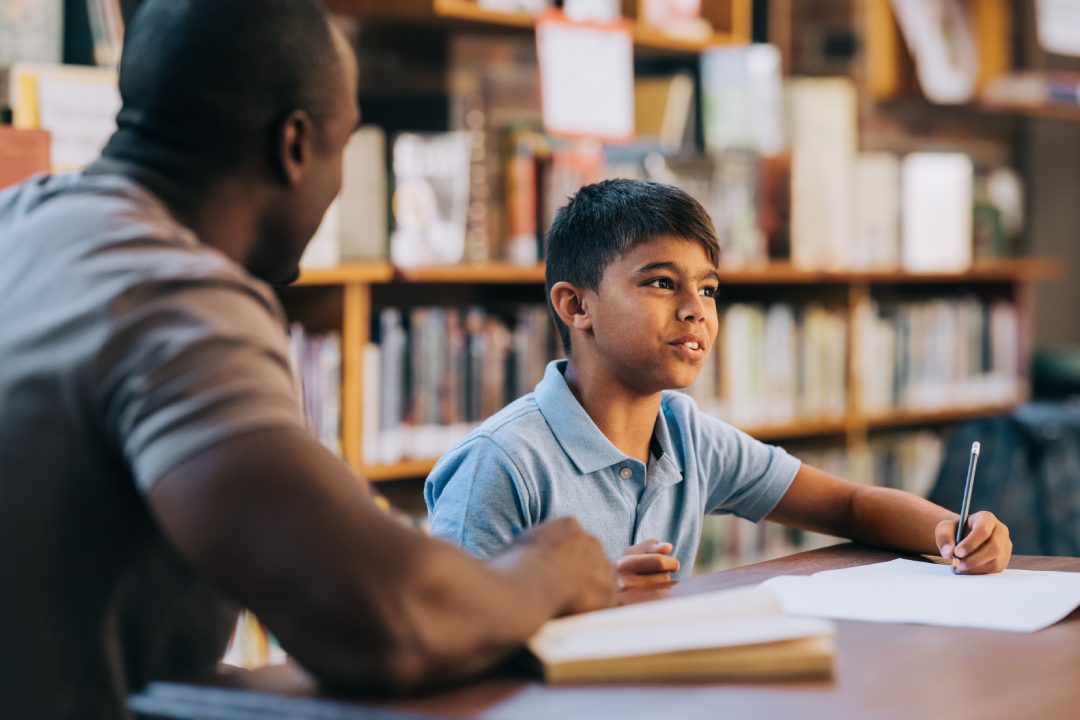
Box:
0;127;50;190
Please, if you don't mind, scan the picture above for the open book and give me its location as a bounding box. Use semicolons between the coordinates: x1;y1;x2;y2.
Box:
527;585;835;684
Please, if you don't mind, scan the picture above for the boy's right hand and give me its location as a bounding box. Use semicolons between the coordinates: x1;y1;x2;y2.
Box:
494;517;617;616
617;539;680;589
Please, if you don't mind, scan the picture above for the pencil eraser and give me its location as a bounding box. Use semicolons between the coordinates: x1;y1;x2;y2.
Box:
972;441;980;454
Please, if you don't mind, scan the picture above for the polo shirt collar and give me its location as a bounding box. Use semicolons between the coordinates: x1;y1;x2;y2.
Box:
535;360;680;481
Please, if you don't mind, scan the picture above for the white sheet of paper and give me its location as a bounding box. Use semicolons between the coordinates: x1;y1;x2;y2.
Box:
761;559;1080;633
36;75;120;170
536;18;633;140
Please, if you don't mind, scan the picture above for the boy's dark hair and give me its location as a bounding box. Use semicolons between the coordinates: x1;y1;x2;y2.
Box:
544;179;721;354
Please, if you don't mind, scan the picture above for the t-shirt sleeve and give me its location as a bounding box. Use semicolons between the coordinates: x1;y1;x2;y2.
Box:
424;435;532;559
695;409;801;522
96;277;307;493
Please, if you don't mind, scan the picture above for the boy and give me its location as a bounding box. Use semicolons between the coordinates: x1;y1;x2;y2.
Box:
425;179;1012;588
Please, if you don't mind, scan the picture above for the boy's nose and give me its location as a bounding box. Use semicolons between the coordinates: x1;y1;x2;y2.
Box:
677;294;707;322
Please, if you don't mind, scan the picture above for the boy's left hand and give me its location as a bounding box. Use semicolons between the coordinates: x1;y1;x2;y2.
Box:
617;539;680;589
935;511;1013;574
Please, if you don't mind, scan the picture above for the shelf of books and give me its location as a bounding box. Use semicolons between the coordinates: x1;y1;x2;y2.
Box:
322;0;750;53
268;0;1070;571
295;259;1060;290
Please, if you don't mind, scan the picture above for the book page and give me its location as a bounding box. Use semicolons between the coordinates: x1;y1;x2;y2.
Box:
529;586;833;663
761;558;1080;633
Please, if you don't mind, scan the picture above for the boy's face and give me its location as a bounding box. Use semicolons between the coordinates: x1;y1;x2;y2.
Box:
584;235;719;394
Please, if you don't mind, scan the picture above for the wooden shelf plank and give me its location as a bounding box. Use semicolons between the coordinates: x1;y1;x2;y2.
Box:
866;402;1020;430
324;0;743;53
719;259;1062;284
979;100;1080;123
361;459;437;482
293;259;1060;288
355;401;1024;481
396;262;546;283
294;263;394;286
741;419;848;442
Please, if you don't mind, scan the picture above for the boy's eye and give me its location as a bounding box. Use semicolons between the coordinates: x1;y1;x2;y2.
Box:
646;278;675;290
700;285;718;298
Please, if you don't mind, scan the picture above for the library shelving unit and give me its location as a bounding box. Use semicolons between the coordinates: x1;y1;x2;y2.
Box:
323;0;752;53
280;1;1066;485
285;258;1061;483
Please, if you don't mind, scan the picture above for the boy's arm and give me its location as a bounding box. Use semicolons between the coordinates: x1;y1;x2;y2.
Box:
766;464;1012;574
425;437;533;558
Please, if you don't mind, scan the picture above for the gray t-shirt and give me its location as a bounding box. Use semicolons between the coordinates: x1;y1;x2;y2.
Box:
0;171;306;719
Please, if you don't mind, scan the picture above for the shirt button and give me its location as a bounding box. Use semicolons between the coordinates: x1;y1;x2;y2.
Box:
619;467;633;479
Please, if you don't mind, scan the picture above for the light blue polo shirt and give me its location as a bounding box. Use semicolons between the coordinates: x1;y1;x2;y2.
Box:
424;360;801;576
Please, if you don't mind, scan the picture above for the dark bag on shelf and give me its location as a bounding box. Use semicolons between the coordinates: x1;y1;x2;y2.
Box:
929;402;1080;557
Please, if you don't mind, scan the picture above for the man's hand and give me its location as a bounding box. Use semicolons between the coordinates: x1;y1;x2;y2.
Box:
492;517;617;615
616;539;679;590
936;510;1013;574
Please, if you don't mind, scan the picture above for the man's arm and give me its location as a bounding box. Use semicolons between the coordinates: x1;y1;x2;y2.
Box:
765;464;1012;573
149;427;615;694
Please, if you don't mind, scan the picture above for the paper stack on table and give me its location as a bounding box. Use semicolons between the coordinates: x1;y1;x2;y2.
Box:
761;559;1080;633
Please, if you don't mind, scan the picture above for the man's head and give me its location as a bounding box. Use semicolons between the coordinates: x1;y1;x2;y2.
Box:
103;0;360;284
545;179;721;356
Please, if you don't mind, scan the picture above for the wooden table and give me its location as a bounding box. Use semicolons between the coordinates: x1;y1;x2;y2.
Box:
130;544;1080;720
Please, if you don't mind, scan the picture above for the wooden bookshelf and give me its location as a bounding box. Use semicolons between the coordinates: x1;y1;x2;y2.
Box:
285;258;1058;481
978;100;1080;124
865;403;1024;432
294;262;394;286
361;459;439;483
396;262;546;284
353;403;1027;482
322;0;748;52
297;259;1060;288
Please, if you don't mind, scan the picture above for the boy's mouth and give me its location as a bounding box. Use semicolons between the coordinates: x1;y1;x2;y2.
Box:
669;335;706;361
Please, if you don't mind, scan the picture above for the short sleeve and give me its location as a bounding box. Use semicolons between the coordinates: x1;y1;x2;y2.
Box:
424;436;532;559
696;411;801;522
95;277;306;493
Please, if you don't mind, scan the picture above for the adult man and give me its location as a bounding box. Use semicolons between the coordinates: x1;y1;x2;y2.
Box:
0;1;614;717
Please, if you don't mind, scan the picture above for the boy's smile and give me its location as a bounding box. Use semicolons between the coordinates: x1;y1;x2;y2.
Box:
583;234;720;396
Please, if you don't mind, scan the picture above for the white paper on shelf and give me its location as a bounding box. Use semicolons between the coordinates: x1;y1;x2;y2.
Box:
536;15;633;141
761;558;1080;633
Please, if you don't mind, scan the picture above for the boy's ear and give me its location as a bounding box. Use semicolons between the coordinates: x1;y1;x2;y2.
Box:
549;281;593;333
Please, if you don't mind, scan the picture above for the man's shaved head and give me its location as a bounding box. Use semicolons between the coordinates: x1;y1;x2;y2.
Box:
104;0;345;176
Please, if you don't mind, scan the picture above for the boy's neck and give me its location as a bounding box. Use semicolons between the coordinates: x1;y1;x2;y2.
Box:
563;359;662;464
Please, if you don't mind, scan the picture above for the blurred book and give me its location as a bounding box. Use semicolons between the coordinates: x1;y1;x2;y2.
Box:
365;304;556;466
85;0;125;68
900;152;973;272
686;301;846;429
528;584;834;683
853;295;1020;415
701;44;784;155
787;77;856;270
1036;0;1080;58
983;71;1080;110
0;126;50;189
288;324;342;457
636;0;712;41
890;0;978;104
0;0;62;65
389;131;471;268
0;63;119;171
851;152;900;269
634;72;694;152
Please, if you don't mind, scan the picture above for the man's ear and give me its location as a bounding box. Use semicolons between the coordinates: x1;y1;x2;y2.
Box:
550;281;593;332
274;109;314;185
